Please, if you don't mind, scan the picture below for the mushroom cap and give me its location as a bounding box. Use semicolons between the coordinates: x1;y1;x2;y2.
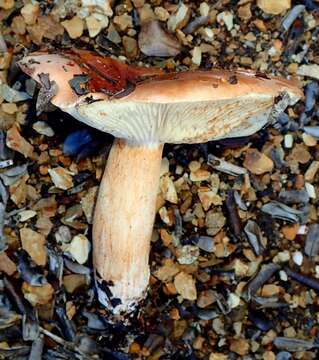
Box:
19;51;303;144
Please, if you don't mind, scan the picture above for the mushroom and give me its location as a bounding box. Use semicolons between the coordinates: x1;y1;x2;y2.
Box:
19;50;303;314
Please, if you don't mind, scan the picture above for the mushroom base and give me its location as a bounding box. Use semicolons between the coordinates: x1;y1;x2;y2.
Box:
93;139;163;314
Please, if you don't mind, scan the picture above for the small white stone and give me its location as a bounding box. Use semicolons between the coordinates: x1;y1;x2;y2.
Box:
18;210;37;222
32;121;54;137
217;11;234;31
292;251;303;266
160;157;169;176
297;225;307;235
305;182;316;199
284;134;293;148
273;250;290;263
201;27;214;41
191;46;202;66
199;2;210;17
66;234;90;264
315;265;319;279
297;64;319;80
279;270;288;281
227;293;240;309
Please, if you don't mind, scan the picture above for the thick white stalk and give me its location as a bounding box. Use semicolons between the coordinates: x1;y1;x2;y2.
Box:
93;138;163;313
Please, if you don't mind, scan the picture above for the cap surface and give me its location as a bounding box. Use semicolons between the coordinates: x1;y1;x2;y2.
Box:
19;51;303;144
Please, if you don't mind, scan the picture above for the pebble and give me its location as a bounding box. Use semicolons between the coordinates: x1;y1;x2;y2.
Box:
174;272;197;300
122;36;138;59
22;282;54;306
81;186;98;224
176;245;199;265
86;15;104;37
167;2;191;32
191;46;202;66
113;14;133;31
6;124;34;158
261;284;280;297
0;252;16;275
297;64;319;80
66;234;90;264
198;189;222;210
205;211;226;236
154;7;169;21
0;0;14;10
197;236;215;253
273;250;290;263
154;261;179;282
279;270;288;281
63;274;89;293
197;290;216;308
21;3;39;25
305;161;319;182
138;20;181;57
48;167;74;190
209;354;228;360
284;134;293;148
20;227;47;266
243;149;274;175
160;175;178;204
190;168;210;182
302;133;317;147
305;182;316;199
217;11;234;31
61;16;84;39
292;251;303;266
18;208;36;222
227;293;240;309
32;121;54;137
230;338;250;356
257;0;291;15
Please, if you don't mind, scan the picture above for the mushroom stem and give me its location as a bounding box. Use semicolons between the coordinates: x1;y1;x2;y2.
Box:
93;138;164;313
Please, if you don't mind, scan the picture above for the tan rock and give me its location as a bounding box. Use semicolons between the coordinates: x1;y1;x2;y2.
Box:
6;124;34;159
160;174;178;204
167;2;191;32
86;15;104;37
190;168;210;182
114;14;133;31
81;186;98;224
257;0;291;15
205;211;226;236
21;3;40;25
174;271;197;300
66;234;90;264
230;338;250;356
297;64;319;80
22;282;54;306
48;167;73;190
63;274;89;293
122;36;138;59
61;16;84;39
20;228;47;266
238;3;252;21
0;252;16;275
0;0;14;10
261;284;280;297
154;261;179;282
154;7;170;21
209;354;228;360
243;149;274;175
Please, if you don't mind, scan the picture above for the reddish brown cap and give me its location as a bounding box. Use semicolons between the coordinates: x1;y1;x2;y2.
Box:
19;51;303;144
